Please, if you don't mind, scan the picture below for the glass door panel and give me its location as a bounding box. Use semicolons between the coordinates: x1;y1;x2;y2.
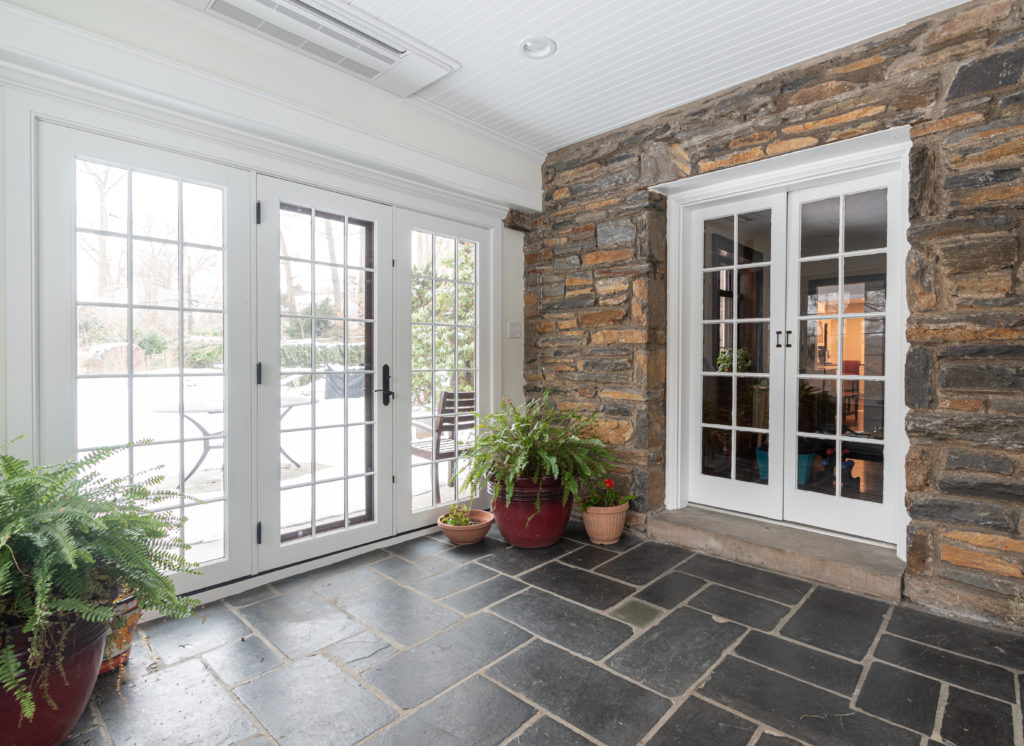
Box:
395;212;491;533
39;125;253;593
691;196;786;519
257;177;393;570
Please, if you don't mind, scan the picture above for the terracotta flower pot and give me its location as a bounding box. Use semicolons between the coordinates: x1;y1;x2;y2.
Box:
99;592;142;675
582;502;629;545
488;476;572;548
437;509;494;545
0;618;108;745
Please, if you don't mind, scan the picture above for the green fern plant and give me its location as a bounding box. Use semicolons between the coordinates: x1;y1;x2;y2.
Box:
0;443;198;721
460;391;614;522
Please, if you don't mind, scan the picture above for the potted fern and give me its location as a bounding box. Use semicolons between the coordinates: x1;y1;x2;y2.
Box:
461;392;613;548
0;444;198;744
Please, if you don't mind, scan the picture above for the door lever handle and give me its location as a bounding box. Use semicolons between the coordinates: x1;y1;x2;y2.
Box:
373;363;394;406
785;331;793;348
775;331;782;348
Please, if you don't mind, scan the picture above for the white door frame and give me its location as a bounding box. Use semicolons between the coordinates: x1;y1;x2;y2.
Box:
655;127;911;558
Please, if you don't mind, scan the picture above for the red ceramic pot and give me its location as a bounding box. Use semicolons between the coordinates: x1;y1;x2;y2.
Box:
0;618;108;745
489;476;572;548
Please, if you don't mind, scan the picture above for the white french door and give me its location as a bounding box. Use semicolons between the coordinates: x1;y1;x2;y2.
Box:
38;124;254;592
394;211;492;533
255;177;394;570
688;172;904;543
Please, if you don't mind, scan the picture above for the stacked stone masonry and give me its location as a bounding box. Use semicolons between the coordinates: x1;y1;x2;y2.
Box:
522;0;1024;626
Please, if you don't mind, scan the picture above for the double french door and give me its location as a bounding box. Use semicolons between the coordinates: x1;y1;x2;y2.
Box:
38;126;490;591
689;171;903;543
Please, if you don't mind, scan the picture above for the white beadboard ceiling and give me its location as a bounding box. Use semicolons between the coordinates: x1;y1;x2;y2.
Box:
257;0;973;155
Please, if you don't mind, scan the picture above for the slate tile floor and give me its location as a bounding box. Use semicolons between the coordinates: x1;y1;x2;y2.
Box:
66;521;1024;745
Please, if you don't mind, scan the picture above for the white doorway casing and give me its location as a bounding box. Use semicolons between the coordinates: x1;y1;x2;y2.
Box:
654;128;912;559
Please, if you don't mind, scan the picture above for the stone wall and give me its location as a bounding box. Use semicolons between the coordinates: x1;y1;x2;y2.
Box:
523;0;1024;625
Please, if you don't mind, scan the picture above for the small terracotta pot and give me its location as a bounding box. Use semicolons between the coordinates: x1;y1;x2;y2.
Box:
438;509;494;545
99;592;142;675
582;502;629;545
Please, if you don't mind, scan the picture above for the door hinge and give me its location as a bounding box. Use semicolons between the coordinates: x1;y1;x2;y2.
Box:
392;259;395;267
256;521;262;544
256;201;261;225
392;475;396;484
256;362;262;384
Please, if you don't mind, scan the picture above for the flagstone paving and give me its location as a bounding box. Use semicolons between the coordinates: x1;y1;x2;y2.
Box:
67;519;1024;745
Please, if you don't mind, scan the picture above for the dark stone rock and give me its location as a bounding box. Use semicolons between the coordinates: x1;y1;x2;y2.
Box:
939;343;1024;360
371;556;434;583
478;539;578;575
907;412;1024;449
680;555;811;605
887;606;1024;667
312;566;384;601
412;563;496;598
944;168;1024;190
702;656;919;746
597;219;637;248
755;735;803;746
941;687;1014;746
492;588;632;659
224;584;277;608
936;473;1024;504
367;676;535;746
595;542;691;585
143;602;252;665
202;635;282;686
874;634;1016;702
946;449;1016;476
948;48;1024;100
562;545;618;569
236;656;394;744
488;640;671;746
444;575;527;613
236;589;365;659
387;536;450;560
522;562;635;609
609;599;663;627
781;587;889;660
938;362;1024;392
734;631;862;696
909;215;1016;241
326;630;395;672
689;585;790;631
908;495;1013;530
637;571;707;608
339;580;461;646
856;662;941;734
554;256;582;270
364;613;530;709
647;696;757;746
905;346;933;409
608;606;744;696
540;296;597;312
506;716;594;746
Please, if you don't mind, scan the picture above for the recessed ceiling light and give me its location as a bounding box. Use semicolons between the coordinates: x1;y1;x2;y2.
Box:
519;36;557;59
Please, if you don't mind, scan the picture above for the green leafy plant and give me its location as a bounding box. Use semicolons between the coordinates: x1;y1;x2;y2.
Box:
716;347;752;373
578;478;635;511
0;443;198;720
438;502;473;526
460;391;614;521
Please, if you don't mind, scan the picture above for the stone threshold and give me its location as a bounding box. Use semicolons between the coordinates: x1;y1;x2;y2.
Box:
647;505;905;602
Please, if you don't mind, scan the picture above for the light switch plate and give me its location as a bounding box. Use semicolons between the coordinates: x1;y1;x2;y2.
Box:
507;321;522;338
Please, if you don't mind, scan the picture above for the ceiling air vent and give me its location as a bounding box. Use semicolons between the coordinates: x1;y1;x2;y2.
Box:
176;0;458;96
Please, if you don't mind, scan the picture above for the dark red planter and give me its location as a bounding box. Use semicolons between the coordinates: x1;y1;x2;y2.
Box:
489;476;572;548
0;618;108;746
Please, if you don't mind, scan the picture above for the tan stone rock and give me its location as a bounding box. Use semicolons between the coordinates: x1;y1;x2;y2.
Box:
566;275;592;287
827;55;886;75
535;320;555;333
949;270;1013;298
729;131;775;149
580;309;627;327
789;80;858;106
648;348;667;388
587;418;635;445
523;292;538;305
782;105;887;134
698;147;764;173
925;0;1012;49
525;250;553;265
557;320;578;330
911;111;985;138
592;329;647;345
552;186;570;201
949;139;1024;171
583;249;634;265
595;277;630;295
940;545;1024;578
906;447;931;491
944;530;1024;554
766;137;818;156
602;389;645;401
631;297;646;326
940;398;985;412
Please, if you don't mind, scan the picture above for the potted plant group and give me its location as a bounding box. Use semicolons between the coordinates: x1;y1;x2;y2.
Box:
0;444;198;744
437;502;494;546
461;392;613;548
579;478;635;545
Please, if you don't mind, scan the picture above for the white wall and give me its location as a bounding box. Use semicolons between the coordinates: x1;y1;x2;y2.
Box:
501;227;525;404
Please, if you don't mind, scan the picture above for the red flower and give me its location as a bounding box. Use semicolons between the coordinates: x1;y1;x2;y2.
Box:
603;478;614;489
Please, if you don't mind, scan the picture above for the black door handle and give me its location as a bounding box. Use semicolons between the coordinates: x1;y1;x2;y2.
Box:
785;331;793;348
775;331;782;348
374;364;394;406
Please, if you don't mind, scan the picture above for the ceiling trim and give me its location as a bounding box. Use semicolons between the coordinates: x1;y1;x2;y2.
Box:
0;2;542;211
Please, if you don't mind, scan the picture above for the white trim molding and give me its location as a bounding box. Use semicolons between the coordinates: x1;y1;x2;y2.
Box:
653;127;913;558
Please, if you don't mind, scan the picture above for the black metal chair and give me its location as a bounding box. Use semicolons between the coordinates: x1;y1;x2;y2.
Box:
410;391;476;504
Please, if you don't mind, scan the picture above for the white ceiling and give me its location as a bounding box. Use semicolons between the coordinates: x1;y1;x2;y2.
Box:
331;0;967;155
